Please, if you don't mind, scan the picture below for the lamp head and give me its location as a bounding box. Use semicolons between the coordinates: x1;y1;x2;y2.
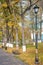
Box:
33;5;39;14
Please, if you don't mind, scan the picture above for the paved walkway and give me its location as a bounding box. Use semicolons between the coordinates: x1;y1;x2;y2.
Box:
0;49;28;65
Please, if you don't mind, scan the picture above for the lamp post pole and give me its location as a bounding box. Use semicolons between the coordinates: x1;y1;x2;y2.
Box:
33;5;39;64
35;13;39;64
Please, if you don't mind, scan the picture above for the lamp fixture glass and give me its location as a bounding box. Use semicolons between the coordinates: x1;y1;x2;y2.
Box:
33;5;39;14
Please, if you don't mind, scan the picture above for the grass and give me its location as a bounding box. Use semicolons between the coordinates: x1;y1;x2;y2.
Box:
3;43;43;65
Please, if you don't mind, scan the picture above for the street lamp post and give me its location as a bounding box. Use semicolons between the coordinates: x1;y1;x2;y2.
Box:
33;5;39;64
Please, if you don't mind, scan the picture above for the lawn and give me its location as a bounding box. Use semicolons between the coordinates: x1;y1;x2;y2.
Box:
3;43;43;65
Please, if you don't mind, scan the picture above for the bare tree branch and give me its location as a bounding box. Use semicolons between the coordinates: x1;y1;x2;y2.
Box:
5;0;41;16
6;0;12;14
21;0;41;15
6;0;20;14
29;0;32;6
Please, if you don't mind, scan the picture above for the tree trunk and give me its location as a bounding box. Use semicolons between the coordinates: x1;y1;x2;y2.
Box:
6;21;9;43
10;25;14;44
16;28;19;50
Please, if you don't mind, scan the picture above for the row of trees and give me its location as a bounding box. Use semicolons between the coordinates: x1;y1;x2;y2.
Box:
0;0;41;51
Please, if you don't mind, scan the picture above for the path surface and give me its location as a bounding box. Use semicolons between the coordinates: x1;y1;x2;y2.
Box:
0;49;28;65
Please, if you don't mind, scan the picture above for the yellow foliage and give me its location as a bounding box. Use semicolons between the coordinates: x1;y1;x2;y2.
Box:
11;0;20;5
0;32;2;36
0;45;2;48
2;3;7;8
14;0;20;3
4;47;13;53
18;30;22;39
8;21;14;27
